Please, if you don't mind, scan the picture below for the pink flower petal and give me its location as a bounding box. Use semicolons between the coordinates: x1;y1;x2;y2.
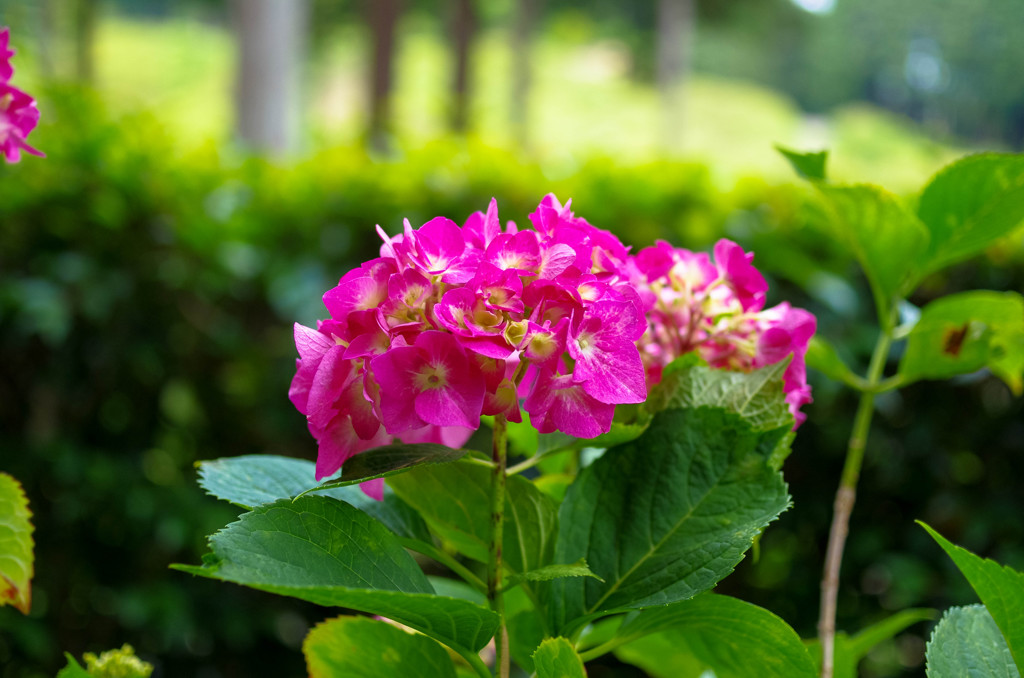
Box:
713;239;768;312
524;370;614;438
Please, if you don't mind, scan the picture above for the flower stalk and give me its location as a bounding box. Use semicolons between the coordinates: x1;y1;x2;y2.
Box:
488;414;510;678
818;326;893;678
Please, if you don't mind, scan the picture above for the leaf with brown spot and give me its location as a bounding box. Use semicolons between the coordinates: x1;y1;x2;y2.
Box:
942;323;970;357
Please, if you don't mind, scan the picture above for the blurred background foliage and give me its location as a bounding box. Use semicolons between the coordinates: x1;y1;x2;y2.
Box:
0;0;1022;677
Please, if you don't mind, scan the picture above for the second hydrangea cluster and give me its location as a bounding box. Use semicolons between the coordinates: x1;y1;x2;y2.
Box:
634;238;816;426
0;27;43;163
291;195;815;497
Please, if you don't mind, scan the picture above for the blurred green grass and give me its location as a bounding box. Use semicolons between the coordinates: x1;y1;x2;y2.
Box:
14;15;965;191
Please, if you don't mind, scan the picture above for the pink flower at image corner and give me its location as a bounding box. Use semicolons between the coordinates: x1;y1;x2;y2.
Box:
633;237;817;428
289;195;650;498
1;27;14;81
0;26;44;164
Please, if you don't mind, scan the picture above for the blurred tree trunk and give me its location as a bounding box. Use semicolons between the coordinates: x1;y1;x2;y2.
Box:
74;0;99;84
36;0;56;79
510;0;540;148
368;0;401;152
230;0;309;156
449;0;476;134
656;0;695;151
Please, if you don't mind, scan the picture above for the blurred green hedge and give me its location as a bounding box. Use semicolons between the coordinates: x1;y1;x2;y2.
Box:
1;87;1021;678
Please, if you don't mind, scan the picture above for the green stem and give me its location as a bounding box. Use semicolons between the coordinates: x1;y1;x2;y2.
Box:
488;414;510;678
400;538;487;593
818;326;894;678
463;647;493;678
506;446;572;475
462;455;497;469
578;638;623;663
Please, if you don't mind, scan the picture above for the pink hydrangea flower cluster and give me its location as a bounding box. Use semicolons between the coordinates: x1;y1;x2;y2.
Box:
633;238;816;426
290;196;649;498
0;27;44;163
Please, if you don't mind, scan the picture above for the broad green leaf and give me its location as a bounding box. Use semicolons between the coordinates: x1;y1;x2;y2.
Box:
304;616;456;678
305;443;466;493
172;495;498;653
505;560;602;589
807;608;937;678
548;407;790;634
647;361;795;470
0;472;33;614
927;605;1020;678
198;454;331;507
921;521;1024;670
899;292;1024;395
56;655;92;678
535;418;652;457
776;145;829;181
389;461;558;575
649;360;793;432
817;184;929;316
533;638;587;678
611;594;817;678
917;153;1024;276
196;454;431;540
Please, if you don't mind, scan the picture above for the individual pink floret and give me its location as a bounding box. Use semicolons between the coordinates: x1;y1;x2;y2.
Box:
524;369;615;439
370;330;486;433
713;239;768;312
0;82;44;162
567;299;647;405
1;28;14;81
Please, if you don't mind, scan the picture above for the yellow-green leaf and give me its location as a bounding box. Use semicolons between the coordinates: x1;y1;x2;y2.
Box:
0;473;34;614
304;616;456;678
533;637;587;678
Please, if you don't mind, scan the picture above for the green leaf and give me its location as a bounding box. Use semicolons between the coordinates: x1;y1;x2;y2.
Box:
816;184;929;316
776;145;828;181
920;521;1024;671
196;454;431;540
807;609;937;678
806;336;862;387
917;153;1024;276
535;418;652;458
899;291;1024;395
611;594;817;678
649;360;794;432
0;472;34;614
427;576;488;607
533;638;587;678
548;407;790;634
388;461;558;575
927;605;1020;678
304;616;456;678
198;454;328;507
505;560;603;589
647;361;795;470
173;495;498;653
304;443;466;493
56;655;92;678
